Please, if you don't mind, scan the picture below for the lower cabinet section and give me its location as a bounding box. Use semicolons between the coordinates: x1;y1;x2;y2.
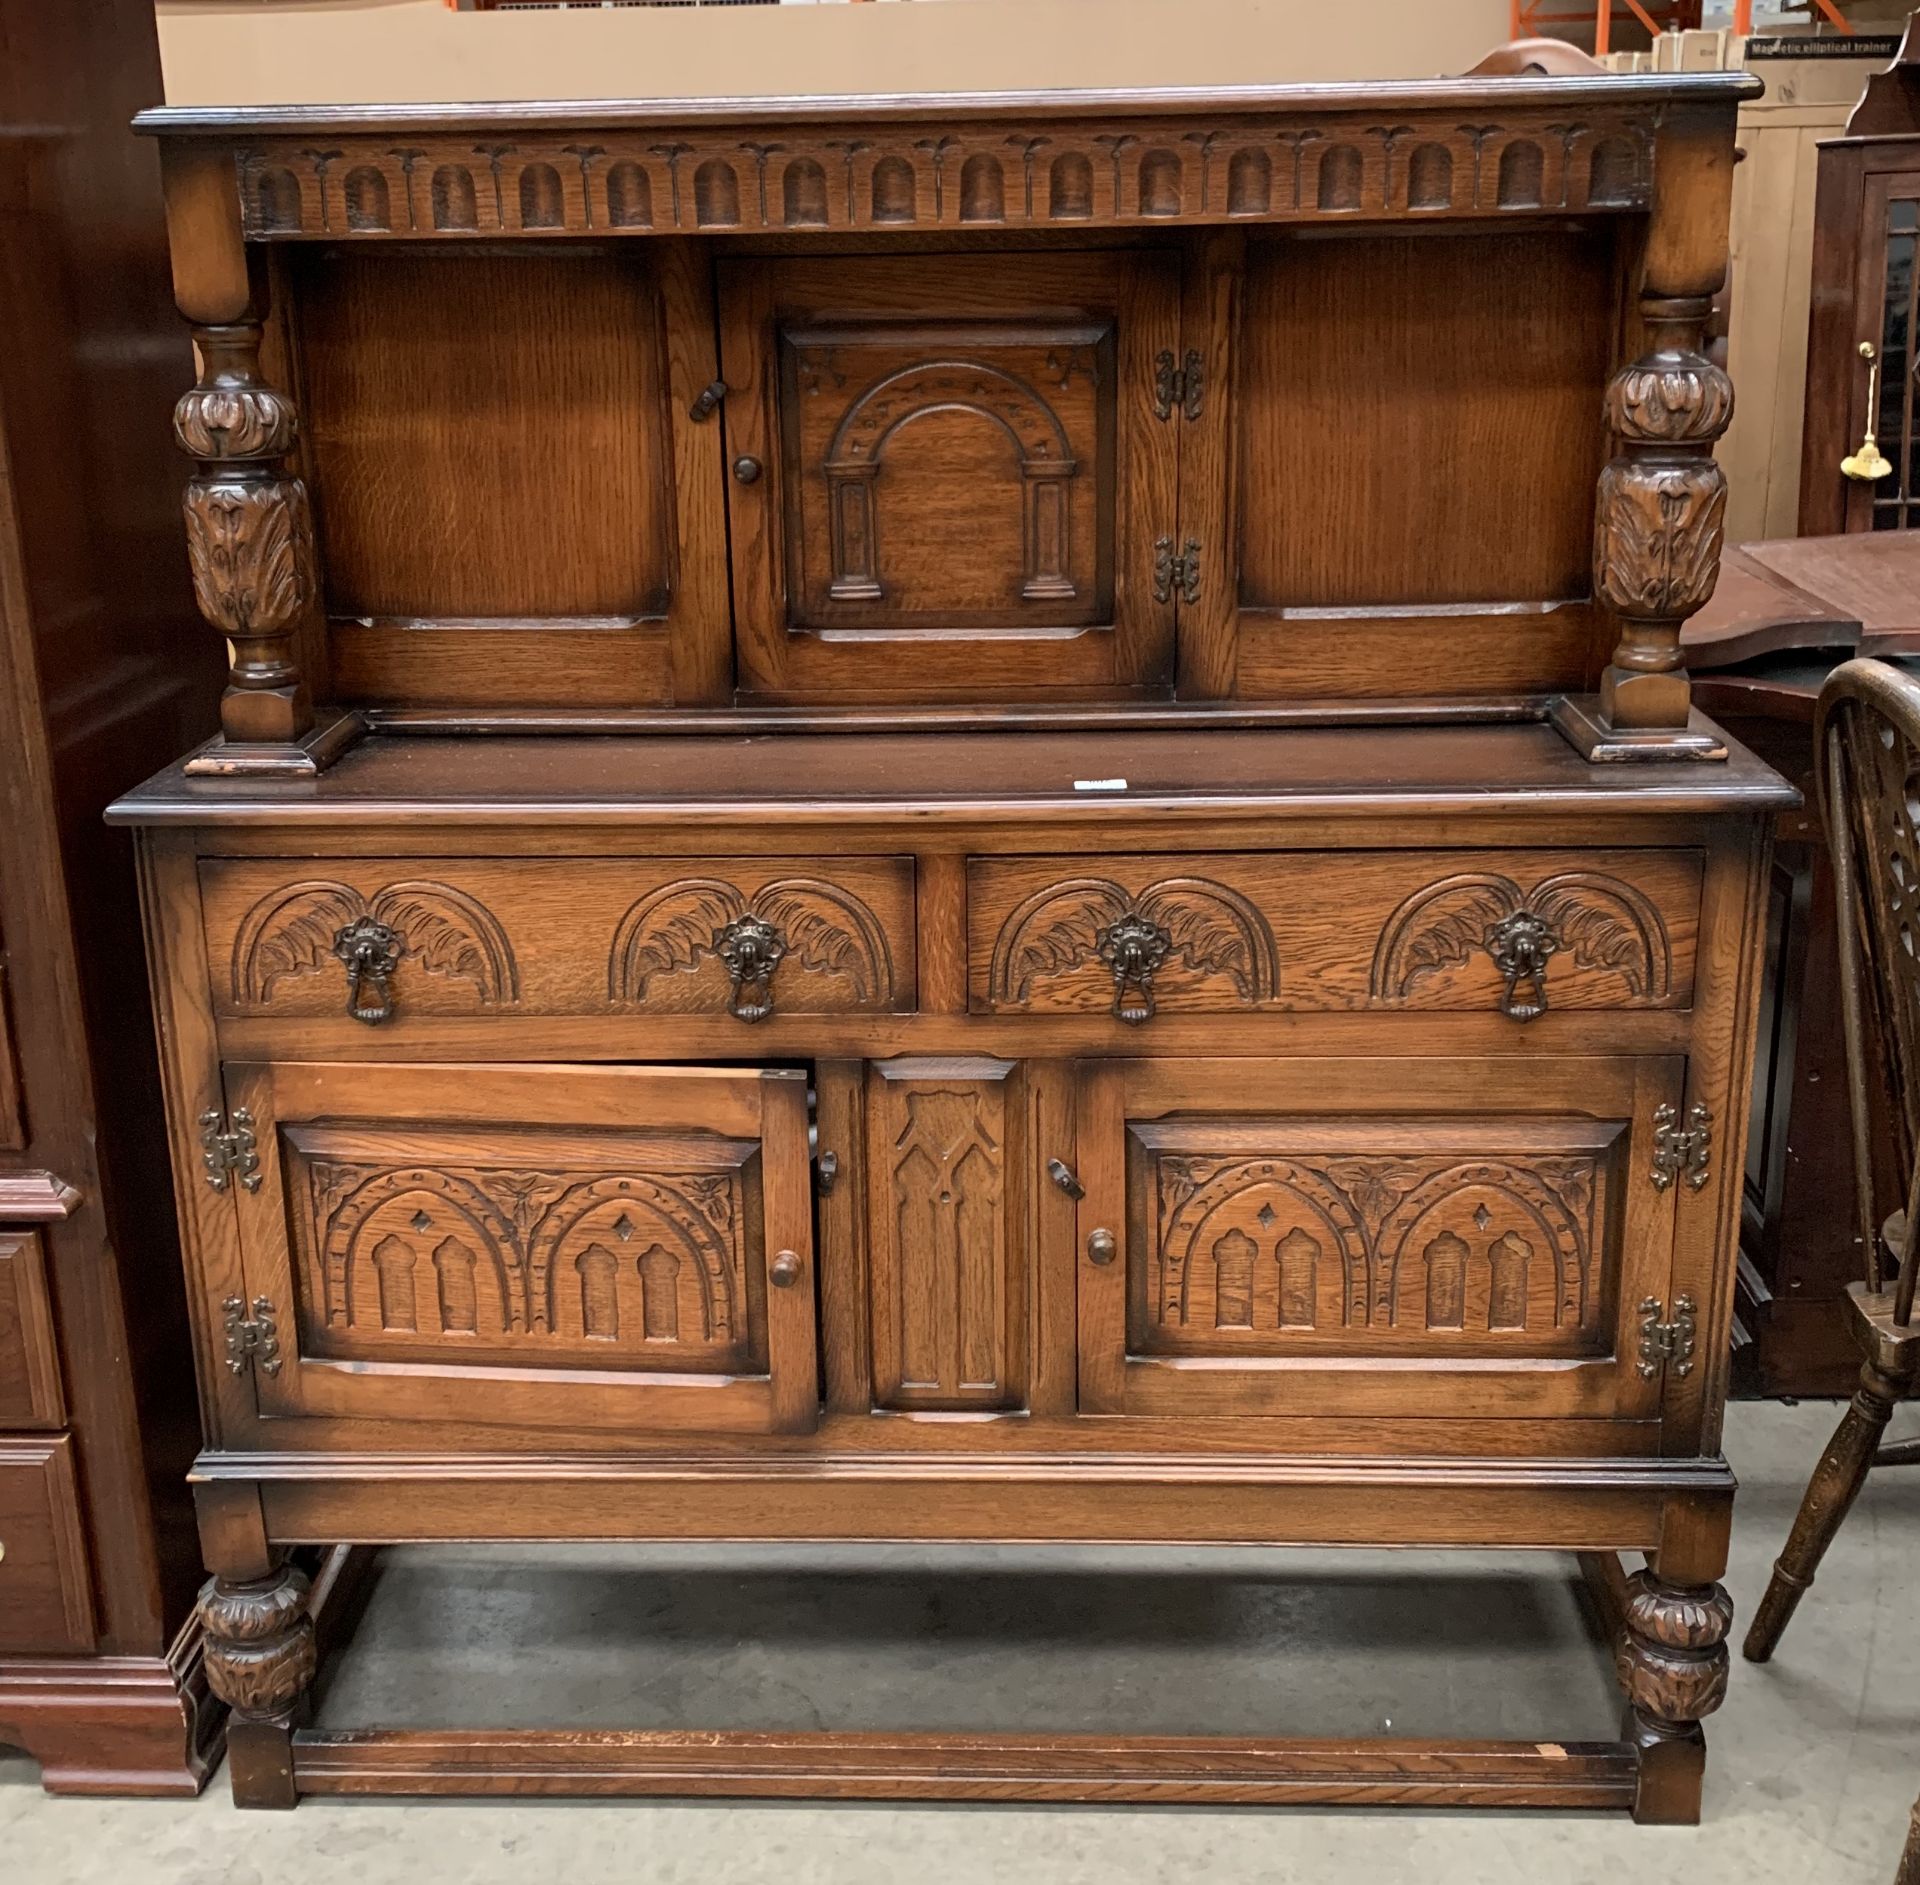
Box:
200;1050;1691;1446
0;1437;96;1654
219;1061;819;1435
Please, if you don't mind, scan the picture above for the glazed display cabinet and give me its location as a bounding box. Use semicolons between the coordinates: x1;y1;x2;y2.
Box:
112;49;1790;1820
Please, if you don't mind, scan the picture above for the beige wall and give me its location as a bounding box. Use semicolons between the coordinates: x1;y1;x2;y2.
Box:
155;0;1514;108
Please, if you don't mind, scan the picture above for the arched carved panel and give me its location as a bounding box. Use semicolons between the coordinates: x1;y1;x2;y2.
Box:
1496;139;1545;208
781;157;829;227
1317;143;1364;211
693;158;740;226
1047;150;1094;219
958;153;1005;222
1407;142;1453;209
1139;147;1183;216
1587;133;1641;206
605;159;652;227
1226;147;1272;215
870;154;916;222
250;164;304;233
344;166;391;232
429;164;478;231
518;161;565;228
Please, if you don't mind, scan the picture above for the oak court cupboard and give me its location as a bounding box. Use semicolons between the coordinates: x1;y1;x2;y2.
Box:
110;44;1794;1819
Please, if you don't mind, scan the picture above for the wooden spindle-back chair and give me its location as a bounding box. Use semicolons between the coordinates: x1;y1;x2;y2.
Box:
1745;657;1920;1664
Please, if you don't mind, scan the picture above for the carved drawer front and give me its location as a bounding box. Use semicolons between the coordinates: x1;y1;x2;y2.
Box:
201;856;915;1028
970;850;1702;1024
0;1437;96;1653
1076;1056;1685;1423
218;1062;818;1436
0;1230;65;1428
719;251;1181;700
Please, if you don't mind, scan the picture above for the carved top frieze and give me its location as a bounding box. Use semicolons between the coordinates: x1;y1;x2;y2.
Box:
138;83;1753;243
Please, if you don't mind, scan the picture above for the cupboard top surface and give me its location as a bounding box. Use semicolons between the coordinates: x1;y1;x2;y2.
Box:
107;724;1797;828
134;73;1760;140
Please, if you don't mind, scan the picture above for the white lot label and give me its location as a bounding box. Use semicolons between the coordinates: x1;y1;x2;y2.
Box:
1073;778;1128;792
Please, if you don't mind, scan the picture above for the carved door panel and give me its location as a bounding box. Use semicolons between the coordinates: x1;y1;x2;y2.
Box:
222;1062;819;1436
718;251;1180;701
1076;1056;1686;1423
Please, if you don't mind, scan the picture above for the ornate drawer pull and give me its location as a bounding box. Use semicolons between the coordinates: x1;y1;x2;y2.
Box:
1485;909;1560;1023
1096;912;1172;1025
714;912;789;1023
332;916;403;1025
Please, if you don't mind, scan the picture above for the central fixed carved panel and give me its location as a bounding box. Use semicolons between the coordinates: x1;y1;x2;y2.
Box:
779;322;1111;631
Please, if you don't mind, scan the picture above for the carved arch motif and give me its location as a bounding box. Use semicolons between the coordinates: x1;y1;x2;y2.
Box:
990;876;1281;1015
1369;871;1672;1010
229;879;520;1013
608;875;893;1011
822;360;1079;603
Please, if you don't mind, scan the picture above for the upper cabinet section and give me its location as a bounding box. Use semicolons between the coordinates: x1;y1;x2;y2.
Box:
145;73;1754;757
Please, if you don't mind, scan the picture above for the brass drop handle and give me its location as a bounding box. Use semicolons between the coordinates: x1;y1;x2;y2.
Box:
332;916;403;1026
1843;343;1895;483
1087;1228;1118;1266
769;1250;803;1289
1485;909;1560;1024
713;912;788;1023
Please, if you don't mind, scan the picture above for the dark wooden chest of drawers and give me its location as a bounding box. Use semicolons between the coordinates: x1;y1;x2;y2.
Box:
113;46;1789;1821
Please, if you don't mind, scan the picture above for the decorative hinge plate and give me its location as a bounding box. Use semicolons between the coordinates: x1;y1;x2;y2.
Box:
200;1108;262;1194
1153;535;1202;606
1650;1101;1713;1193
1636;1294;1697;1380
1152;347;1205;422
222;1295;283;1377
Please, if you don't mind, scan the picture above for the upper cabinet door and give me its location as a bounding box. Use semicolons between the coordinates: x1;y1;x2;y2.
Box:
719;251;1180;702
223;1062;819;1437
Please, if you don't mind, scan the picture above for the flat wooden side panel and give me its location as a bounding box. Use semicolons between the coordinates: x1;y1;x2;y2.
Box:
291;245;679;709
0;1437;96;1653
223;1061;819;1436
1232;228;1616;697
0;958;24;1149
0;1228;65;1426
866;1057;1024;1411
200;854;916;1025
971;849;1703;1019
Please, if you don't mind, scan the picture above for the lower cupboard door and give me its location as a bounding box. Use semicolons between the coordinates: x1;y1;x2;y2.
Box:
1074;1056;1684;1422
224;1061;820;1436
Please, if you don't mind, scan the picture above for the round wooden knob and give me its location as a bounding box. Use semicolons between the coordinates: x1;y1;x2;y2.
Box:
733;454;763;484
1086;1229;1117;1267
769;1250;803;1289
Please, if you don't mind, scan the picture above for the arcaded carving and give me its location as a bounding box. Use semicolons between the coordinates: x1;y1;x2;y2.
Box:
230;113;1657;242
229;879;520;1015
990;876;1280;1022
1146;1144;1601;1340
1371;871;1673;1017
609;876;894;1019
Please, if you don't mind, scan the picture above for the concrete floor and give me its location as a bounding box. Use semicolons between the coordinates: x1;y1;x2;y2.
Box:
4;1398;1917;1883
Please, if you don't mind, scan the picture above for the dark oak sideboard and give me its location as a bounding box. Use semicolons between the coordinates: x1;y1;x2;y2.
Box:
112;56;1792;1821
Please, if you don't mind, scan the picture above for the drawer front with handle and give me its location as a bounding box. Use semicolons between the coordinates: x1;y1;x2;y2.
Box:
969;850;1701;1024
201;856;916;1028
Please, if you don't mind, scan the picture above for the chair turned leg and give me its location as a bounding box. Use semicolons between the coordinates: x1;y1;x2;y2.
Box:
198;1559;316;1809
1744;1356;1907;1664
1615;1570;1733;1826
1898;1784;1920;1885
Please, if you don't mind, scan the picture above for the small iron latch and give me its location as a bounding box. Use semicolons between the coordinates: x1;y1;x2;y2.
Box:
1636;1295;1697;1380
1152;347;1205;422
200;1108;262;1194
815;1148;840;1194
222;1295;283;1378
1047;1158;1085;1200
1153;535;1202;607
688;379;727;422
1650;1102;1713;1193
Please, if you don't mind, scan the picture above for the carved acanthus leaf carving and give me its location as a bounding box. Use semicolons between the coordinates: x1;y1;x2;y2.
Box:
1615;1572;1733;1726
197;1568;316;1720
230;878;520;1010
1604;351;1735;445
182;479;314;638
1593;459;1728;621
174;384;300;460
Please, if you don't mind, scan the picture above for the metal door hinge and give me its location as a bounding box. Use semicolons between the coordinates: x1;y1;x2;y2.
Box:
1650;1102;1713;1193
815;1148;839;1194
1153;535;1202;606
1152;347;1204;422
200;1108;261;1194
1636;1295;1697;1380
222;1295;283;1377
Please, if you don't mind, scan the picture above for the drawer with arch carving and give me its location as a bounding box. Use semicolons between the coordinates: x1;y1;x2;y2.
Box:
199;856;916;1027
968;849;1702;1024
